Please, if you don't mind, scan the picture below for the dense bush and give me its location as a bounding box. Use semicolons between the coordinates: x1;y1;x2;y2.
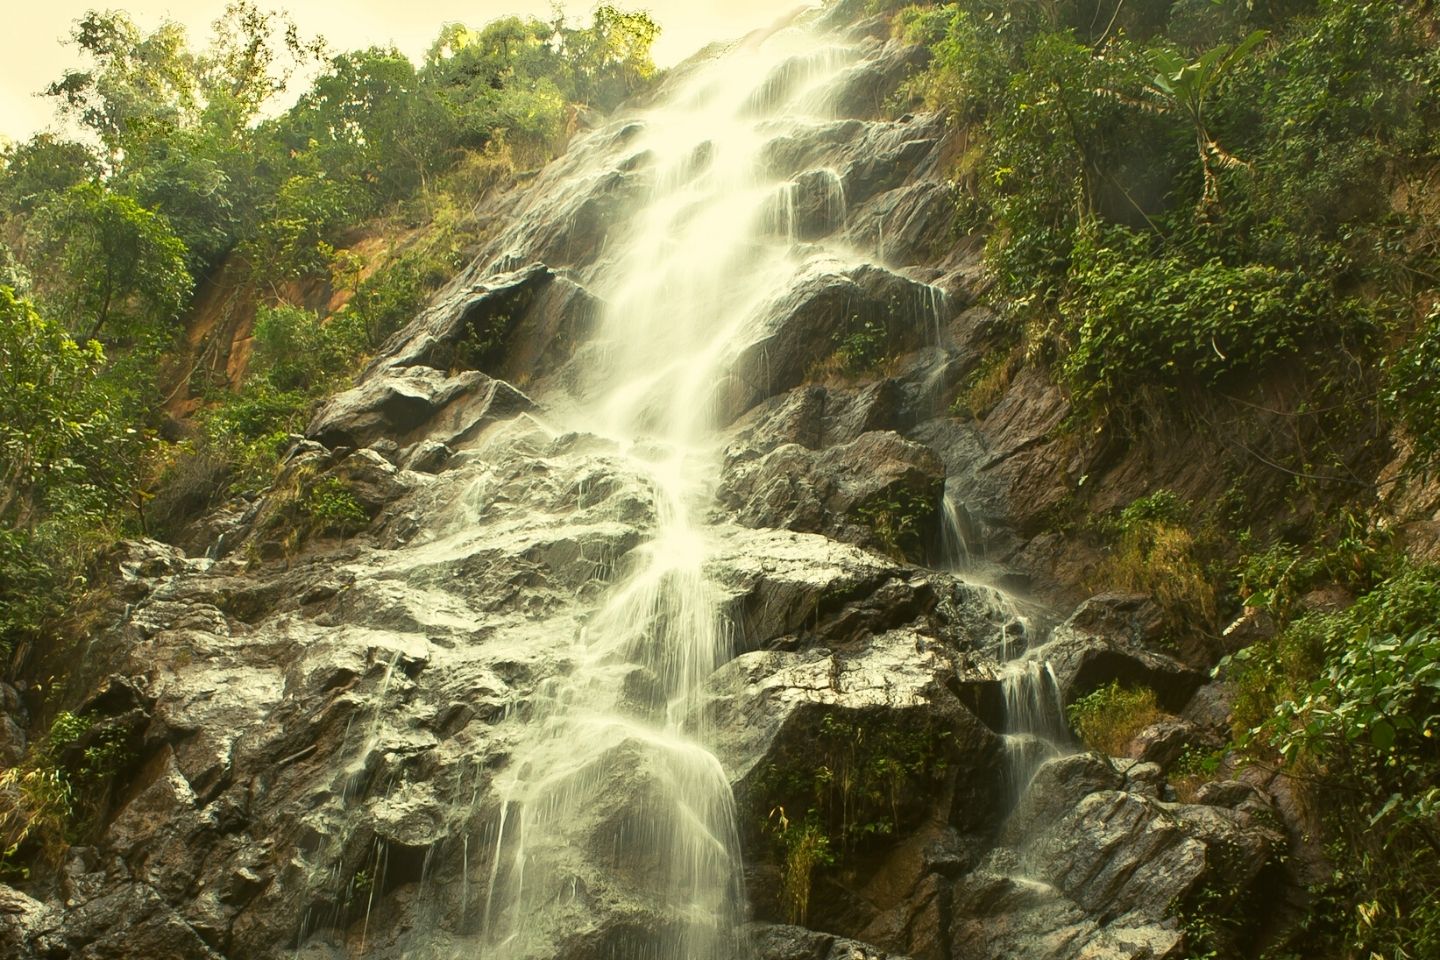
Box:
911;0;1436;408
0;2;662;662
1385;303;1440;465
1233;561;1440;958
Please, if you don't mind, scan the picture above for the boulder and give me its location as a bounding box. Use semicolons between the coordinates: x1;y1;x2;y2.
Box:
750;922;913;960
718;431;945;562
307;367;535;451
723;264;950;420
1037;594;1205;710
724;380;914;461
1024;791;1283;926
1127;717;1204;770
705;631;1004;934
367;262;555;372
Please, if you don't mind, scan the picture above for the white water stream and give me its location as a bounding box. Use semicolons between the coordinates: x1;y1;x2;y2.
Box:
477;15;878;959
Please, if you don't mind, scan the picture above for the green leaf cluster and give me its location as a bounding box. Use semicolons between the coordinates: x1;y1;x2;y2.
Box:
1234;562;1440;959
909;0;1438;409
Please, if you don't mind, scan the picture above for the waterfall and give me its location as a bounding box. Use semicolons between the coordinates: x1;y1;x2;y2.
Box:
477;16;872;959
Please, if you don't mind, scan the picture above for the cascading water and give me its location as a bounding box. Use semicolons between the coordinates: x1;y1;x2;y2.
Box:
476;15;882;959
937;490;1070;803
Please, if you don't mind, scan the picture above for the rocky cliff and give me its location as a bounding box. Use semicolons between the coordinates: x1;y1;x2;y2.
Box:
0;6;1301;959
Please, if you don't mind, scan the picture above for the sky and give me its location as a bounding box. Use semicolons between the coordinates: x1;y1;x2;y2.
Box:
0;1;796;142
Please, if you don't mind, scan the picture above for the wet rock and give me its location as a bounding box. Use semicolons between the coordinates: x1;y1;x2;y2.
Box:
838;116;945;205
846;180;961;268
750;921;913;959
368;262;556;372
328;449;410;516
718;431;944;561
725;380;913;461
1127;717;1204;770
401;438;451;474
307;366;535;451
1025;790;1283;927
1038;594;1205;710
708;528;923;651
824;40;931;119
495;273;603;386
786;169;849;241
724;264;948;419
1179;680;1234;739
1000;753;1123;847
707;631;1004;934
1121;760;1167;799
0;884;50;957
0;715;24;767
762;119;869;180
0;682;26;766
947;870;1183;960
1193;780;1270;809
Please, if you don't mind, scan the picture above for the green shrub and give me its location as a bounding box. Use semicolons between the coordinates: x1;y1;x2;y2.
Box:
1236;563;1440;958
766;807;833;925
1093;490;1217;637
250;304;366;395
1385;303;1440;467
853;487;933;561
833;314;890;375
1060;225;1342;405
1170;745;1225;804
0;710;131;876
1067;681;1163;757
305;477;368;535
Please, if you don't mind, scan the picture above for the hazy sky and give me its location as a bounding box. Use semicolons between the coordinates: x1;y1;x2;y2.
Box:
1;1;797;142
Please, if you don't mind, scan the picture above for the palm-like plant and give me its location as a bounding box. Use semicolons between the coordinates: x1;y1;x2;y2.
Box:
1145;29;1267;211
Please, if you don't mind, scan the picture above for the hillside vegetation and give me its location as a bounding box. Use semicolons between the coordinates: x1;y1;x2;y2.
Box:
897;1;1440;955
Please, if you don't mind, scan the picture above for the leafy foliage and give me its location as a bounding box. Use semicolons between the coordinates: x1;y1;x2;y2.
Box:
1093;489;1218;638
911;0;1435;410
0;710;132;876
0;290;140;655
765;807;834;925
1385;303;1440;466
1233;562;1440;959
28;183;192;344
304;478;368;535
1066;681;1163;757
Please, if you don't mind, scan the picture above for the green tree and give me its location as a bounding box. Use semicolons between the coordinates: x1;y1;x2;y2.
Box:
44;11;200;169
43;5;323;272
1143;30;1267;211
0;135;101;215
0;288;129;532
28;183;192;343
281;46;456;202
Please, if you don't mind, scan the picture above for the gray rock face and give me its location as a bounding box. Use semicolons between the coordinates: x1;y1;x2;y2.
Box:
722;263;947;421
718;431;945;561
307;366;536;451
750;922;912;960
1039;594;1206;710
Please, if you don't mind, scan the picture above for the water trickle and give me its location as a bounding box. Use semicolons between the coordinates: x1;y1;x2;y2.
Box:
938;488;1071;805
998;660;1068;802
